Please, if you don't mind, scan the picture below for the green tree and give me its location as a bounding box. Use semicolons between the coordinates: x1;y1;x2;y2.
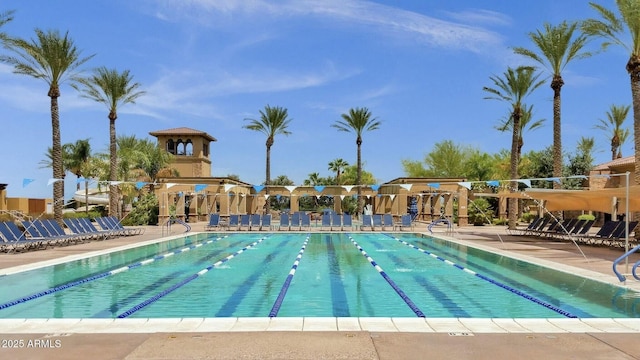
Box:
76;67;145;218
328;158;349;184
565;137;596;189
244;105;292;213
483;66;545;229
496;104;546;159
594;104;631;159
583;1;640;187
513;21;591;190
332;107;381;215
402;140;471;178
63;139;92;190
1;29;94;222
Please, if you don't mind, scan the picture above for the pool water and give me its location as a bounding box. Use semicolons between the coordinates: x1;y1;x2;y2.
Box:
0;232;638;319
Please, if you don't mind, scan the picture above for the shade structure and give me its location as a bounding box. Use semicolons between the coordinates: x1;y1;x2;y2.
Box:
475;185;640;213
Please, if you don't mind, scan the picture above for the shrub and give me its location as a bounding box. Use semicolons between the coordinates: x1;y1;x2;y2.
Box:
468;198;493;225
123;193;159;225
577;214;595;221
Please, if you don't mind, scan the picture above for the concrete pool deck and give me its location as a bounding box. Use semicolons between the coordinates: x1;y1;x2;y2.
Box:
1;222;640;359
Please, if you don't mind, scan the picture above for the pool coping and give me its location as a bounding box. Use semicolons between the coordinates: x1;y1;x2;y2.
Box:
1;230;639;334
1;317;639;334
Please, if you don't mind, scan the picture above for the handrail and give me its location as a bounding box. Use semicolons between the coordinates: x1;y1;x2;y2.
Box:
427;218;452;234
612;244;640;282
162;218;192;236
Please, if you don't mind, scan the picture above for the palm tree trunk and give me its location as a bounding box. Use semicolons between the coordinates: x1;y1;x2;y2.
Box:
109;117;118;217
51;95;64;223
356;137;363;216
628;56;640;236
551;76;563;191
508;114;520;230
265;143;271;213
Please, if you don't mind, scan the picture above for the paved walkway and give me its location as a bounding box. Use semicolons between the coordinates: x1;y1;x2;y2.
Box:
1;222;640;359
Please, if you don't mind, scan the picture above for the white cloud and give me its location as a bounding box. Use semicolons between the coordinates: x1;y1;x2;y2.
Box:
150;0;506;54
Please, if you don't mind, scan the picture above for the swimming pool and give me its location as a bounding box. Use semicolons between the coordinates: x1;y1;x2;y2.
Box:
0;232;638;319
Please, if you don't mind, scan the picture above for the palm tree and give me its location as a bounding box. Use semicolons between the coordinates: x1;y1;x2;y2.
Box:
332;107;381;215
243;105;292;213
76;67;145;218
495;104;546;160
63;139;92;190
328;158;349;184
583;1;640;187
1;29;94;222
513;21;591;190
594;104;631;159
0;10;14;42
483;66;545;229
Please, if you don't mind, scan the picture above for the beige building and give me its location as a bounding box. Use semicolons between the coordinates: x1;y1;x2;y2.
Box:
150;127;469;225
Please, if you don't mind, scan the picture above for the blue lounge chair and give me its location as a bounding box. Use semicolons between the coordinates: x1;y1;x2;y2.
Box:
250;214;261;231
79;218;118;239
261;214;272;231
42;219;84;244
361;214;373;231
382;214;394;231
331;213;342;231
104;216;144;235
0;221;42;251
64;218;109;240
321;214;331;230
372;214;383;230
290;212;301;231
205;213;220;231
95;217;127;237
398;214;413;231
24;220;69;246
342;214;353;231
279;213;290;231
239;214;251;230
227;214;240;231
582;221;619;245
300;213;311;230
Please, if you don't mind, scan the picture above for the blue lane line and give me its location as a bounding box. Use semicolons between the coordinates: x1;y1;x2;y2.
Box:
0;235;229;311
383;233;577;318
347;234;425;318
268;234;310;317
117;235;269;318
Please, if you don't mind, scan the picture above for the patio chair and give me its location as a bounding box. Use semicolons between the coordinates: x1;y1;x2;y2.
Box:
321;214;331;230
78;218;118;239
0;221;42;252
608;221;639;248
398;214;413;231
361;214;373;231
300;213;311;230
205;213;220;231
331;213;342;231
372;214;383;230
261;214;272;231
279;213;290;231
42;219;85;244
105;216;145;235
228;214;240;231
582;221;620;246
382;214;394;231
24;220;69;246
290;212;301;231
342;213;353;231
250;214;261;231
510;217;541;236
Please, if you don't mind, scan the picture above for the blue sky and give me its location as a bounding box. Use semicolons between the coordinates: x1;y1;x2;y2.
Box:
0;0;633;199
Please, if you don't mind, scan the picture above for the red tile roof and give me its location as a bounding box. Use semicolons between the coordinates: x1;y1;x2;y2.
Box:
592;155;634;171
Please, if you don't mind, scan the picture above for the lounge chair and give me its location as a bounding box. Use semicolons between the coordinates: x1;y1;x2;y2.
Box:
361;214;373;231
372;214;383;230
228;214;240;231
582;221;619;245
64;218;110;240
398;214;413;231
382;214;394;231
205;213;220;231
290;212;301;231
239;214;251;230
331;213;342;231
279;213;290;231
94;217;127;237
24;220;69;246
79;218;118;239
0;221;42;251
608;221;639;247
42;219;84;244
342;214;353;231
321;214;331;230
104;216;145;235
249;214;261;231
510;217;542;236
300;213;311;230
261;214;272;231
